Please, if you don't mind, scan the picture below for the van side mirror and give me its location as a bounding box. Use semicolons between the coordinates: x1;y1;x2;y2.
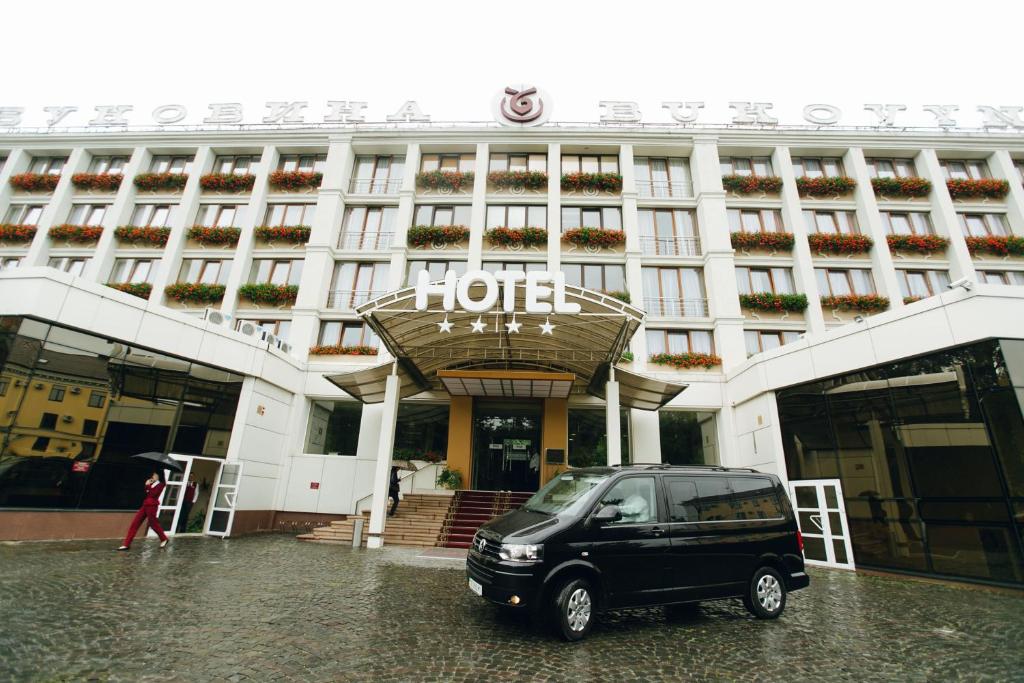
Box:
593;504;622;524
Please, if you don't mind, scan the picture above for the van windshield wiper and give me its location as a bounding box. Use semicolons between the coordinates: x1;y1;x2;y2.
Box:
522;505;553;515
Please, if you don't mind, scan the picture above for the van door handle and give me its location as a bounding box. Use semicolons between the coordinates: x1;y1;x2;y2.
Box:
650;526;665;537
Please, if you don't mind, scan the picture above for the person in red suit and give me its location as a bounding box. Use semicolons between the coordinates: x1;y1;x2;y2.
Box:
117;471;169;551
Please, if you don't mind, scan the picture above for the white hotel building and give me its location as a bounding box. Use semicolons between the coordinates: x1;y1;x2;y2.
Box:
0;116;1022;588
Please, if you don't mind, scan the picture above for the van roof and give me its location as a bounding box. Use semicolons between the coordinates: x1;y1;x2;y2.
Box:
569;464;770;476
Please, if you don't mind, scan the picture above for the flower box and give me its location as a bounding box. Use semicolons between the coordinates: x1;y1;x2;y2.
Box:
165;282;226;304
562;227;626;249
721;175;783;194
739;292;809;312
238;283;299;305
48;224;103;243
407;225;469;247
560;172;623;193
730;231;795;252
0;224;37;243
603;290;631;303
946;178;1010;200
820;294;890;312
807;233;873;255
649;352;722;369
487;170;548;191
199;173;256;193
133;172;189;192
108;282;152;299
268;170;322;191
885;234;949;254
114;226;171;246
10;173;60;192
254;225;312;244
187;226;241;246
308;344;378;356
619;351;635;363
871;176;931;198
483;226;547;248
795;176;857;197
415;171;474;192
903;296;923;304
71;173;123;191
964;235;1024;256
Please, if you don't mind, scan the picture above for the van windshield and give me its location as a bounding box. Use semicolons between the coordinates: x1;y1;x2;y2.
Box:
522;472;609;516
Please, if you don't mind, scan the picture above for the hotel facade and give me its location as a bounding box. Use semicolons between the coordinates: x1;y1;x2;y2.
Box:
0;108;1023;588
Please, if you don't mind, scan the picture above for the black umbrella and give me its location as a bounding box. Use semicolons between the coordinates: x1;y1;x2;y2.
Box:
131;452;184;473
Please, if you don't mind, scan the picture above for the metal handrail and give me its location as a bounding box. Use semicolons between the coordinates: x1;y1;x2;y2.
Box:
327;290;385;309
642;297;709;317
348;178;402;194
638;236;701;256
636;180;693;198
337;232;394;250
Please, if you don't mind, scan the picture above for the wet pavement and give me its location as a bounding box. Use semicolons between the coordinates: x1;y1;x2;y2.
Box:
1;535;1022;682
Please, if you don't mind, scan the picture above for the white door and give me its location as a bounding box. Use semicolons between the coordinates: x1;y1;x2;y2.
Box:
205;462;243;537
789;479;855;570
151;455;192;538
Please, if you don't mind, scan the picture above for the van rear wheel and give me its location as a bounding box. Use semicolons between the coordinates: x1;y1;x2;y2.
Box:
744;567;787;619
551;578;594;641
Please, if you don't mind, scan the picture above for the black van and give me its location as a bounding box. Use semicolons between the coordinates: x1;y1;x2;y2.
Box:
466;465;809;640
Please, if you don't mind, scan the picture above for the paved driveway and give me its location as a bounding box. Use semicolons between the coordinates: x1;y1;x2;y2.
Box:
1;535;1021;682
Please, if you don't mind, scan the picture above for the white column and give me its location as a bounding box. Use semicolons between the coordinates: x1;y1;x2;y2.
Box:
388;142;420;290
775;146;826;333
24;148;89;267
845;147;904;310
546;143;562;272
82;146;148;283
366;369;401;549
629;409;661;464
605;366;622;466
466;143;488;270
991;150;1024;236
620;144;644;307
916;149;976;281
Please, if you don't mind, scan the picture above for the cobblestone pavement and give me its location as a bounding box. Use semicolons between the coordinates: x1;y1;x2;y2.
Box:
1;535;1022;682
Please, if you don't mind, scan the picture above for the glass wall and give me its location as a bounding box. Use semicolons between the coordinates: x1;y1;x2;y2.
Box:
304;400;362;455
568;408;630;467
394;402;448;461
778;339;1024;586
659;411;718;465
0;317;243;510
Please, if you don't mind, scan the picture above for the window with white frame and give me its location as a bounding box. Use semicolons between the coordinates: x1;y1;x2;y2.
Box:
486;205;547;229
248;259;303;286
213;155;258;175
405;260;467;286
339;206;397;250
792;157;845;178
560;206;622;231
941;159;989;180
67;204;107;226
978;270;1024;286
482;262;547;274
130;204;174;228
196;204;246;227
351;155;405;193
735;267;795;295
3;204;44;225
881;211;934;235
561;263;626;292
815;268;876;296
264;203;316;226
47;257;89;276
959;213;1009;237
803;210;860;235
720;157;773;176
236;318;291;341
413;204;472;227
178;259;230;285
728;208;783;234
866;158;918;179
634;157;692;198
28;157;67;175
745;330;801;356
277;154;326;173
646;329;713;355
109;258;154;284
88;155;129;174
642;267;706;316
638;209;699;256
897;269;950;299
561;154;619;174
149;155;193;174
489;152;547;172
318;321;379;348
420;153;474;173
329;262;390;309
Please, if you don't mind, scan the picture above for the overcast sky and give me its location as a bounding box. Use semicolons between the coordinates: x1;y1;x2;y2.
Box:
5;0;1020;128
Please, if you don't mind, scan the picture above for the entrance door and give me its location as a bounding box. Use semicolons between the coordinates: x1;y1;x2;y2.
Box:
152;454;232;537
472;400;542;492
206;462;243;537
152;456;191;537
789;479;855;570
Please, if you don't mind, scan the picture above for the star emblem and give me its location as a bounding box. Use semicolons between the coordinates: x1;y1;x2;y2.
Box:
504;316;522;334
470;317;487;333
539;318;555;335
438;316;454;333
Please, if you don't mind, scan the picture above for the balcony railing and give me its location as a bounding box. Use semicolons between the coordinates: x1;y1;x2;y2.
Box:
326;290;385;309
348;177;402;194
636;180;693;199
643;297;709;317
639;236;701;257
338;231;394;250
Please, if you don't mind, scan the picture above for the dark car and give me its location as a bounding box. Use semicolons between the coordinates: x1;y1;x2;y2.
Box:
466;465;809;640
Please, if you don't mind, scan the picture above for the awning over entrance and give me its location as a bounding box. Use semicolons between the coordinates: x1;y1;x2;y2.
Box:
591;365;689;411
438;369;574;399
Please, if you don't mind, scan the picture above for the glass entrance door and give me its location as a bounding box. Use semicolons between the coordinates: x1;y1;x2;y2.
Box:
472;401;542;492
152;456;190;537
206;462;243;537
790;479;855;570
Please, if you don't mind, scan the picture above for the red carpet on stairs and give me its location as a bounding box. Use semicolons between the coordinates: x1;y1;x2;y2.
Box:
440;490;533;548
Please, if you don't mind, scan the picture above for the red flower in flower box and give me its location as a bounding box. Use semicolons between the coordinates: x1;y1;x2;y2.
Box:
738;293;809;312
560;172;623;193
254;225;312;244
946;178;1010;200
165;282;226;304
885;234;948;254
308;344;379;356
238;283;299;305
199;173;256;193
807;233;873;255
649;352;723;369
871;176;931;198
187;226;241;246
795;176;857;197
133;173;189;191
820;294;890;312
48;224;103;243
407;225;470;247
721;175;783;194
108;282;152;299
10;173;60;192
730;231;795;252
114;226;171;246
487;171;549;190
415;171;474;191
563;227;626;249
71;173;123;191
268;171;323;191
964;235;1024;256
484;226;547;248
0;224;37;243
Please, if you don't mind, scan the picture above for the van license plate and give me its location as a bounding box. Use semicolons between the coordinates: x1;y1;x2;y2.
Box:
469;578;483;596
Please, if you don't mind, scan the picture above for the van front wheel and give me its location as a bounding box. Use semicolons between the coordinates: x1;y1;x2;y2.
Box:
744;567;787;619
552;578;594;641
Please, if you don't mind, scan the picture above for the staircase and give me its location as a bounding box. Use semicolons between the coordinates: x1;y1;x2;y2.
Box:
438;490;533;549
297;493;452;548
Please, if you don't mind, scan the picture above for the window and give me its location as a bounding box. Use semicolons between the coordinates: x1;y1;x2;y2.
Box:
693;477;734;521
28;157;67;175
213;155;258;175
959;213;1009;237
329;262;390;308
941;159;989;180
867;158;917;179
40;412;58;429
263;203;316;227
978;271;1024;286
488;152;547;172
561;154;619;174
881;212;934;236
318;321;379;348
0;379;7;396
305;400;363;455
277;154;326;174
249;259;303;286
339;206;397;249
560;206;622;231
727;208;783;234
642;267;706;316
486;205;547;229
666;478;700;522
406;260;467;285
646;329;713;355
178;259;230;285
236;319;292;341
88;155;128;174
414;204;472;227
598;476;657;524
48;386;65;402
150;155;193;174
729;477;784;520
898;269;950;299
803;210;860;235
562;263;625;292
352;155;405;193
735;267;795;295
83;419;98;436
1;258;21;271
32;436;50;451
129;204;174;228
815;268;876;296
720;156;773;176
4;204;44;225
420;153;474;173
88;391;106;408
67;205;107;226
109;258;154;284
637;209;699;256
1015;159;1024;183
482;262;547;274
793;157;845;178
196;204;246;227
47;258;88;276
745;330;801;356
634;157;692;198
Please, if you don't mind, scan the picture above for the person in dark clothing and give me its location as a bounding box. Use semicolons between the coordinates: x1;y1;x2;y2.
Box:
176;473;198;533
388;466;400;516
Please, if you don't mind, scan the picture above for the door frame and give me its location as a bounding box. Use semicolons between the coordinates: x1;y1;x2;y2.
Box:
205;460;244;537
152;454;229;538
789;478;855;570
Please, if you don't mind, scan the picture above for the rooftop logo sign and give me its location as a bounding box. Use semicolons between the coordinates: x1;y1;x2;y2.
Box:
494;85;550;127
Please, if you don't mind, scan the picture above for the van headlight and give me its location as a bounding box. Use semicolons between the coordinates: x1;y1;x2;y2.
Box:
498;543;543;563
